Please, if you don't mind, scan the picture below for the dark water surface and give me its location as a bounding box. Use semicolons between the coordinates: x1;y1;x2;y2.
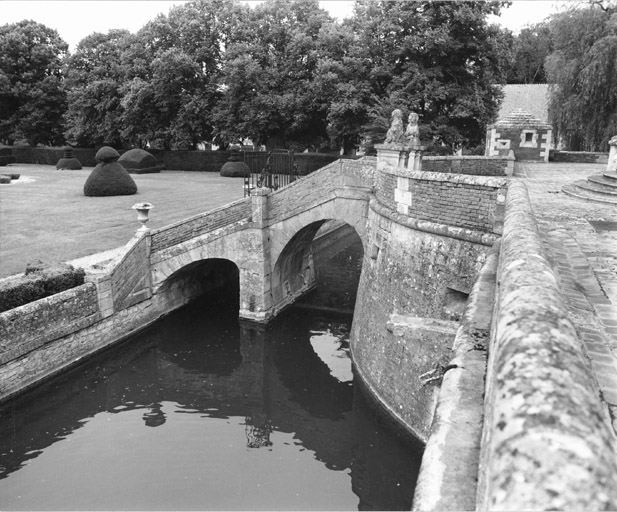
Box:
0;226;422;511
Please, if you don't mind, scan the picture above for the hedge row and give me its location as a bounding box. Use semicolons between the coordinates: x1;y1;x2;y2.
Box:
10;147;353;174
0;263;86;313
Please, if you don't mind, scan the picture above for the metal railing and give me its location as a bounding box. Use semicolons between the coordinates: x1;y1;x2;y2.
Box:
243;149;299;197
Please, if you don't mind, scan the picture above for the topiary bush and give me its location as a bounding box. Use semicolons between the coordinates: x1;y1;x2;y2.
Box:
0;263;86;313
56;146;83;170
83;146;137;197
220;150;250;178
118;148;164;174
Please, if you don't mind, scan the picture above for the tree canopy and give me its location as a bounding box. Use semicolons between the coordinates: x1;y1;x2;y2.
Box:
2;0;514;153
0;20;68;145
546;3;617;151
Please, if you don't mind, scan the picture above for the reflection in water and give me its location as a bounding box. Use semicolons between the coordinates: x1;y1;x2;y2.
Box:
0;225;422;511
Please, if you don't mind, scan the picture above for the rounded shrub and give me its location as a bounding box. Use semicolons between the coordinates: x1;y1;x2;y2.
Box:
83;146;137;197
56;146;83;170
118;148;164;174
220;151;250;178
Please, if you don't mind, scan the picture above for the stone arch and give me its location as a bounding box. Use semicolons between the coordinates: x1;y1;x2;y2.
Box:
270;215;365;314
268;196;368;268
157;258;241;314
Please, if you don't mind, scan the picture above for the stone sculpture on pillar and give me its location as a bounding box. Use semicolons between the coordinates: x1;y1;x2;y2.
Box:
405;112;420;146
375;109;424;171
384;109;406;144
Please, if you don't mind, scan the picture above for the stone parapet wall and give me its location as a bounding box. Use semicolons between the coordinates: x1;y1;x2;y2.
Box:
423;156;512;176
266;157;374;225
377;164;507;235
109;234;152;310
150;197;251;252
477;181;617;510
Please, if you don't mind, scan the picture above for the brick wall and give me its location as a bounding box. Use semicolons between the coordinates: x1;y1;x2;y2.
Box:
150;197;251;252
423;156;510;176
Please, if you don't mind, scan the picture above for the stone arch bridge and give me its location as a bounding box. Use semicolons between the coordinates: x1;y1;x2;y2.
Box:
140;158;375;322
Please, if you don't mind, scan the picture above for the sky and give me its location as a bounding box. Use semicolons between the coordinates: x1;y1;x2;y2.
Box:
2;0;568;52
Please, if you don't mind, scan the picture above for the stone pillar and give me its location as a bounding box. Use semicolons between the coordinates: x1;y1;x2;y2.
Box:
375;143;424;171
607;135;617;172
251;187;270;227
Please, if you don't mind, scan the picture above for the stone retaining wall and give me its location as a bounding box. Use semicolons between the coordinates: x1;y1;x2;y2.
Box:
477;181;617;510
412;242;499;510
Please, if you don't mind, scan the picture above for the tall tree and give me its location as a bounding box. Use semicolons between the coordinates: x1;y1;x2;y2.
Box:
212;0;335;150
0;20;68;146
546;4;617;151
121;0;251;149
64;29;135;147
506;23;552;84
343;0;510;153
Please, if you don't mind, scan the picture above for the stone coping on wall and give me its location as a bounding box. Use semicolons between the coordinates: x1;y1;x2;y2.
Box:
412;241;499;511
378;165;508;189
423;155;512;162
477;181;617;510
369;198;500;247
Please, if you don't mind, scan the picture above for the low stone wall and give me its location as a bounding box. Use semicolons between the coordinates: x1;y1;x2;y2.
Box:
423;156;512;176
550;150;608;164
376;167;507;235
477;181;617;510
0;283;100;371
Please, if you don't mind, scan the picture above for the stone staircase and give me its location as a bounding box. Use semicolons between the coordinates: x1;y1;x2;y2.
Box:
563;170;617;204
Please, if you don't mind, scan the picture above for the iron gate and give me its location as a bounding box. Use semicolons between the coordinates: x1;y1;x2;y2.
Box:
243;149;299;197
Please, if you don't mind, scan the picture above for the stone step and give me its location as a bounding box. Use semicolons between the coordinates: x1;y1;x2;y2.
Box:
603;171;617;181
562;183;617;205
589;174;617;189
578;179;617;196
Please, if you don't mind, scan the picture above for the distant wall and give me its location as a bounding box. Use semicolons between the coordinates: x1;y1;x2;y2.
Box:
550;150;608;164
422;156;512;176
11;147;350;174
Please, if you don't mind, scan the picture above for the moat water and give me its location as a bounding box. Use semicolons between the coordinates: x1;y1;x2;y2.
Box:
0;227;422;510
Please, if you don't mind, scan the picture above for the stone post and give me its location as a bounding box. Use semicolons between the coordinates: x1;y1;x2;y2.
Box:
607;135;617;172
251;187;270;227
375;143;424;171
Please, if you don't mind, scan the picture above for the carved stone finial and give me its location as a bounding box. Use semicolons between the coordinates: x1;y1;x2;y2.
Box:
405;112;420;145
384;109;405;144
